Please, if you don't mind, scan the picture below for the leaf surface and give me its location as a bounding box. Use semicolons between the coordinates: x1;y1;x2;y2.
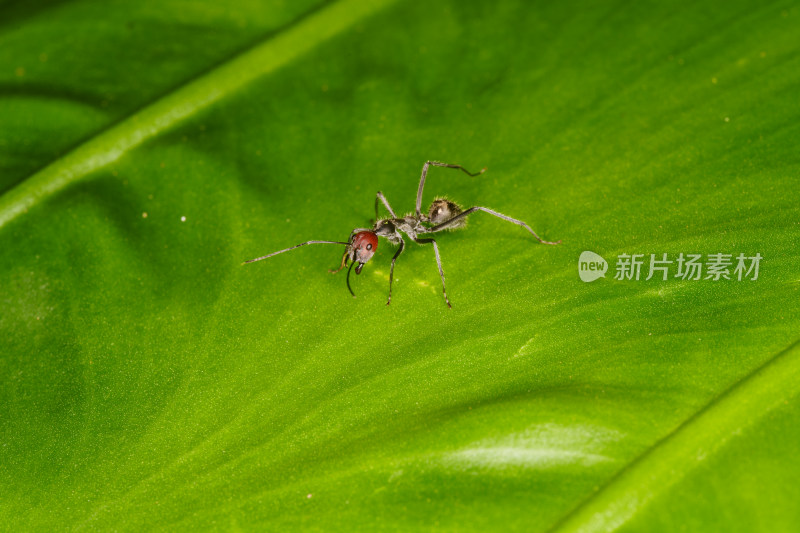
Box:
2;0;799;530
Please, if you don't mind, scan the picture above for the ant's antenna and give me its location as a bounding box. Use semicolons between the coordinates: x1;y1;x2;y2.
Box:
243;240;349;264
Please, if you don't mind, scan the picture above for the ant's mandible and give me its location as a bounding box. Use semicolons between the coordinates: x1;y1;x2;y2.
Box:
244;161;560;308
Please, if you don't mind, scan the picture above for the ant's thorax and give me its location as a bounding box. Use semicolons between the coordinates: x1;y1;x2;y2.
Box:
373;215;430;244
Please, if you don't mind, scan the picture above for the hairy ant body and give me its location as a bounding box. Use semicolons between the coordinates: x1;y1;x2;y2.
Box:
244;161;560;307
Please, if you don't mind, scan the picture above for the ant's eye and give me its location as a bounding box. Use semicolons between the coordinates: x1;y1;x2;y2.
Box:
366;243;373;251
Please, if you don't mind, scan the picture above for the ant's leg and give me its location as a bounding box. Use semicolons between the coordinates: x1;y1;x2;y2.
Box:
415;161;486;218
375;191;398;221
430;206;561;245
386;239;406;306
414;237;452;308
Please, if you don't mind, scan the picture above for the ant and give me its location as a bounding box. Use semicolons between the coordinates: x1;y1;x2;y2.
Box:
244;161;560;307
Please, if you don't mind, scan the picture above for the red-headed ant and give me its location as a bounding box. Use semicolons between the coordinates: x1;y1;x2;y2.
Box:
244;161;560;307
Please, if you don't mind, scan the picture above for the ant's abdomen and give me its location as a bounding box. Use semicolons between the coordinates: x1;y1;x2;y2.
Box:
429;199;465;227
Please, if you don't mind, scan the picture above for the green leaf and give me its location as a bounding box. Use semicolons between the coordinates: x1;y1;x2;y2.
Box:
2;0;799;531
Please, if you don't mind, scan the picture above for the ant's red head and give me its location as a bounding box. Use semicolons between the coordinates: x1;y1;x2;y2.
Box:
350;231;378;274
